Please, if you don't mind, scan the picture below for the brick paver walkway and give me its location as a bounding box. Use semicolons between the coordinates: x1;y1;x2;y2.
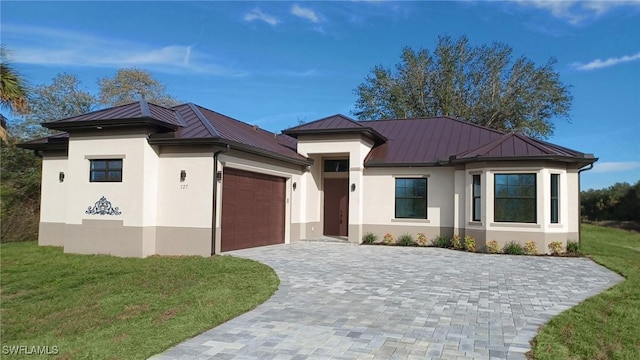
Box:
152;243;622;359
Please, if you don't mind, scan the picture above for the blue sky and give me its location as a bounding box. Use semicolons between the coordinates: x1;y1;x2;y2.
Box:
2;1;639;190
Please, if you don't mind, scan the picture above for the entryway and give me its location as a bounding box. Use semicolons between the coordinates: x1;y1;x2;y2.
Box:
323;178;349;237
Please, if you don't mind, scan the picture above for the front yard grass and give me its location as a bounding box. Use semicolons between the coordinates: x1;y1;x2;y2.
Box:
0;242;279;359
531;224;640;359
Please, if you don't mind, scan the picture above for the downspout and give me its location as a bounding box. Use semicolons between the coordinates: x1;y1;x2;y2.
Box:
577;163;594;247
211;144;230;256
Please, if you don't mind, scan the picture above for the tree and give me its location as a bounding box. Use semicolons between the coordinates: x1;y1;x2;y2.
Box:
11;73;97;139
0;45;31;142
353;35;572;139
98;68;180;107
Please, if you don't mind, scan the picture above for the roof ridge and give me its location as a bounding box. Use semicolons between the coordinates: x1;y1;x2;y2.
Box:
454;132;512;158
287;113;363;131
187;103;219;137
139;99;151;117
49;101;141;123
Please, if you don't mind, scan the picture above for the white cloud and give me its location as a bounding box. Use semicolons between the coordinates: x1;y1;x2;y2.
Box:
572;52;640;71
244;8;279;26
291;4;320;23
591;162;640;174
510;0;640;24
3;24;246;76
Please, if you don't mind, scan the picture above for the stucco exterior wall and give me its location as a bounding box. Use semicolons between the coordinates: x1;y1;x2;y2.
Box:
155;145;215;256
361;167;455;242
39;152;68;246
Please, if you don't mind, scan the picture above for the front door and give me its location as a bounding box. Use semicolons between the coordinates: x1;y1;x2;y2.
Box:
323;178;349;236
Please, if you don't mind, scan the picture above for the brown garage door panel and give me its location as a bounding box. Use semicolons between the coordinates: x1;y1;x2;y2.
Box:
221;168;286;252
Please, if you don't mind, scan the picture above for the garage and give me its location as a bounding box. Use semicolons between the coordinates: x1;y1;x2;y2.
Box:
221;168;286;252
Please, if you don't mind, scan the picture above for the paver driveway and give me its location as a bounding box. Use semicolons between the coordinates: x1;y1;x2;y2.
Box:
153;242;622;360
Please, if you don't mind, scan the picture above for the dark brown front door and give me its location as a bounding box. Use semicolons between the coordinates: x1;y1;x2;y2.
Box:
323;178;349;236
221;168;286;252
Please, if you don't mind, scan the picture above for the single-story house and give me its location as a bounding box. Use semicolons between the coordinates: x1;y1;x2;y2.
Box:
19;101;596;257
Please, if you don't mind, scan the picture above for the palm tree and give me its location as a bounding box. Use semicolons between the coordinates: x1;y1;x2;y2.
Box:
0;45;30;142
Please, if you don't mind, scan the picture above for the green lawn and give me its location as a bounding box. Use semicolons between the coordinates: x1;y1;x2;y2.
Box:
531;224;640;360
0;242;279;359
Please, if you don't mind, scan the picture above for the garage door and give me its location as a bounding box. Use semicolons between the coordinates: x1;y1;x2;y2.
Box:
221;168;286;252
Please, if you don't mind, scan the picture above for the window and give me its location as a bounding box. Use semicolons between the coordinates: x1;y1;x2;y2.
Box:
472;175;481;221
324;159;349;172
551;174;559;224
395;178;427;219
90;159;123;182
494;174;536;223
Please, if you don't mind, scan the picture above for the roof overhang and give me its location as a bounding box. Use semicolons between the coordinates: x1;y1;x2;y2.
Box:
449;154;598;166
43;117;179;132
148;135;314;167
283;127;387;144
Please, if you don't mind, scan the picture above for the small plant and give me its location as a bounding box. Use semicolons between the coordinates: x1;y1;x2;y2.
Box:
397;233;416;246
464;235;476;252
451;234;463;250
383;233;394;245
503;241;525;255
362;232;377;244
548;241;564;255
431;234;451;248
524;240;538;255
566;241;580;254
416;233;428;246
486;240;501;254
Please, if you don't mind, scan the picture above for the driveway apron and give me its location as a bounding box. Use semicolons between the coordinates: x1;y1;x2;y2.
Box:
152;242;623;360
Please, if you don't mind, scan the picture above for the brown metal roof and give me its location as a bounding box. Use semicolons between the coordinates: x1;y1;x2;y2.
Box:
286;114;363;131
44;100;185;131
361;117;504;165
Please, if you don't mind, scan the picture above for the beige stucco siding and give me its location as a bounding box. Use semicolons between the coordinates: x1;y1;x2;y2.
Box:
39;152;68;246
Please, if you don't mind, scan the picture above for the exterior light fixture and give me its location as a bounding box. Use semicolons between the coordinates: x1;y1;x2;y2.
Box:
59;172;65;183
180;170;186;182
293;182;297;190
351;183;356;192
216;171;222;181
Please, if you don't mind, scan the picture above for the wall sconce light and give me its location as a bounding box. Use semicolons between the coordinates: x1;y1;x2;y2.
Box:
351;183;356;192
216;171;222;181
180;170;187;182
59;172;65;183
292;182;297;190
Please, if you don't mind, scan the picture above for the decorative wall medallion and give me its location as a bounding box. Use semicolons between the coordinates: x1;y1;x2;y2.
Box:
86;196;122;215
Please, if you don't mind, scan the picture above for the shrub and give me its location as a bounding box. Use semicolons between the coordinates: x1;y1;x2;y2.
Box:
464;235;476;252
397;233;416;246
362;232;377;244
383;233;394;245
416;233;428;246
451;234;463;250
566;240;580;254
486;240;501;254
548;241;564;255
503;241;525;255
431;235;451;248
524;240;538;255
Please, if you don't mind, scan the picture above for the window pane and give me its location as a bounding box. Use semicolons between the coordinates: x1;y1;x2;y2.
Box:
108;171;122;181
324;159;349;172
473;198;481;221
494;173;536;223
91;171;106;182
551;199;559;223
495;174;507;186
108;159;123;170
91;160;107;170
395;178;427;219
551;174;559;197
473;175;481;195
90;159;123;182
